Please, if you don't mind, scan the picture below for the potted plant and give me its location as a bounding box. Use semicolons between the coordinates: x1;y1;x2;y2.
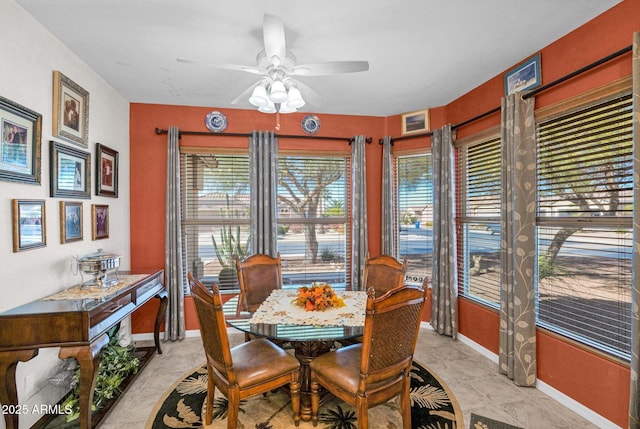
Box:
212;195;250;289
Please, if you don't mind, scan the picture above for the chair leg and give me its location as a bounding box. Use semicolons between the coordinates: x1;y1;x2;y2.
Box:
205;370;215;425
290;375;301;426
227;396;239;429
401;375;411;429
310;379;319;426
356;397;368;429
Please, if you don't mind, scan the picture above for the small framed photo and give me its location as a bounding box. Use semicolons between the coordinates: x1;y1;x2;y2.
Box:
12;199;46;252
504;53;541;96
96;143;118;197
60;201;83;244
92;204;109;240
401;109;430;135
50;141;90;199
0;96;42;184
52;71;89;147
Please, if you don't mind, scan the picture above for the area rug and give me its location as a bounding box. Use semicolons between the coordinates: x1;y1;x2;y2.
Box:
147;361;464;429
469;413;524;429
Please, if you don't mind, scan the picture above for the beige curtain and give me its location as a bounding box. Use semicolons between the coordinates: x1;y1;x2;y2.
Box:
499;94;536;386
629;31;640;429
430;125;458;338
164;126;185;341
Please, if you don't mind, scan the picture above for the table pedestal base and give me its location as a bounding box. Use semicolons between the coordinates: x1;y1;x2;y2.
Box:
291;340;334;422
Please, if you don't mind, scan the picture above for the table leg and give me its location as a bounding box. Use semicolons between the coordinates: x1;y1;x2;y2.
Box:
291;340;334;422
154;291;168;354
59;334;108;429
0;349;38;429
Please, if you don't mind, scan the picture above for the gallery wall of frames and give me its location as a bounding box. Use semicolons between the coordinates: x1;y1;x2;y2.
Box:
2;71;119;254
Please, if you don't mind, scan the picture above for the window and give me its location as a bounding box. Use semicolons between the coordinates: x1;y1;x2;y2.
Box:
396;154;432;286
182;152;250;291
536;93;633;359
457;136;501;306
277;155;351;290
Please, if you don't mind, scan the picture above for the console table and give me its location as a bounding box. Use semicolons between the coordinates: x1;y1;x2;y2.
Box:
0;270;167;429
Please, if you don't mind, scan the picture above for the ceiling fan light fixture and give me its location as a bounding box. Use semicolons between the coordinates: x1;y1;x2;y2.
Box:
285;87;305;109
258;100;277;114
278;102;297;114
249;84;269;107
269;80;288;104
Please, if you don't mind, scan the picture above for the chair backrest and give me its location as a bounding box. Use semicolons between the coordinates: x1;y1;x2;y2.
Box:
359;284;427;385
362;253;407;297
188;273;236;384
236;253;282;313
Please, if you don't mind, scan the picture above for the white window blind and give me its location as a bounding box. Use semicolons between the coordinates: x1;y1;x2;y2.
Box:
396;154;432;286
458;136;501;306
277;155;350;290
182;153;250;291
536;93;633;359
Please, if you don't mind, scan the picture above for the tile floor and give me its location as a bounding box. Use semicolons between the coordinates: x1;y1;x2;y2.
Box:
99;327;603;429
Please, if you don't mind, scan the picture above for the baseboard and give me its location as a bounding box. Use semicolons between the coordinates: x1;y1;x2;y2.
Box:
456;332;621;429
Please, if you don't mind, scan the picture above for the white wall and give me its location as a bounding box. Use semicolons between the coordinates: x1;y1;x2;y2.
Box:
0;1;130;427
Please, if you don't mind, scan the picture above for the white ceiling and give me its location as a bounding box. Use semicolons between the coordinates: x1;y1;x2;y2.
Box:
16;0;620;117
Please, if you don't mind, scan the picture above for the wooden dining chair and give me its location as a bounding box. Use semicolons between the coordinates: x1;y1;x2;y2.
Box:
362;252;407;298
236;252;282;314
188;273;301;428
309;284;427;429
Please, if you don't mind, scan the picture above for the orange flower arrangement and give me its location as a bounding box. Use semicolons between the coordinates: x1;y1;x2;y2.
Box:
292;282;346;311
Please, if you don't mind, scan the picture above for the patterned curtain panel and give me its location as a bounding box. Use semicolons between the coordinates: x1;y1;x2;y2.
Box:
499;94;536;386
430;125;458;338
249;131;278;256
164;126;185;341
351;135;368;290
381;136;396;256
629;31;640;429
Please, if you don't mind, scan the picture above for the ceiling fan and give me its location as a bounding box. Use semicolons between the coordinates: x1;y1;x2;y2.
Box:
177;13;369;113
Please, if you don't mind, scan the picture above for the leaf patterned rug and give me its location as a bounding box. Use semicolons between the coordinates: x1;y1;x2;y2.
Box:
146;360;463;429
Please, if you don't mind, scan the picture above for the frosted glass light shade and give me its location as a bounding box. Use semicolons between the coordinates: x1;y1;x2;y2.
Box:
249;85;269;107
269;80;288;103
258;100;277;114
278;102;297;114
286;87;305;109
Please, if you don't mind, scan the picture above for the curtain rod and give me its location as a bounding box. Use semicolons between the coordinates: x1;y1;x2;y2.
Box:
450;44;633;131
154;127;371;145
378;131;433;145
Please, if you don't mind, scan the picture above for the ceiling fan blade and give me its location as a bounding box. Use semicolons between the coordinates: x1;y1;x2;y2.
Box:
292;79;324;107
263;14;286;66
231;81;261;105
291;61;370;76
176;58;262;75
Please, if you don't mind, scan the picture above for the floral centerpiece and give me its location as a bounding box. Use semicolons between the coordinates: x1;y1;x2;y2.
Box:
292;282;346;311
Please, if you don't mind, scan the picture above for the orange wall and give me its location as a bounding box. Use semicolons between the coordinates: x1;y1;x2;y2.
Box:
129;104;388;331
130;1;638;426
446;2;638;427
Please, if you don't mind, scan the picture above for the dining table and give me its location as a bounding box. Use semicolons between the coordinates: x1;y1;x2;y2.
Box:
224;287;366;422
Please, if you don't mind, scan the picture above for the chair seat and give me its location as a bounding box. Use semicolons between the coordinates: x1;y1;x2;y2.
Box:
310;344;399;396
231;338;300;389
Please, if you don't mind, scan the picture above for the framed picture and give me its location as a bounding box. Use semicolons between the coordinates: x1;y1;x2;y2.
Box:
0;96;42;184
60;201;83;243
92;204;109;240
96;143;118;197
52;71;89;147
401;109;430;135
504;53;541;96
50;141;91;199
12;199;46;252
